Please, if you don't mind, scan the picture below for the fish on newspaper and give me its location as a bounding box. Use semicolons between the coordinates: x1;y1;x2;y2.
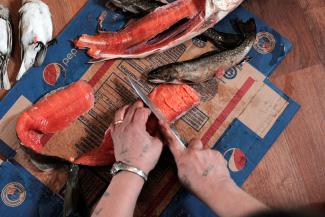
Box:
74;0;243;60
0;5;12;90
147;18;257;84
17;0;53;80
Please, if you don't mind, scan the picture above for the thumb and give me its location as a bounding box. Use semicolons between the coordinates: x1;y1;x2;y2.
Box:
159;121;184;159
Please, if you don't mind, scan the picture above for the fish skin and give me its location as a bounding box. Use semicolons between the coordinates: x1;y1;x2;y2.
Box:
17;0;53;81
147;19;256;84
0;5;12;90
74;0;243;60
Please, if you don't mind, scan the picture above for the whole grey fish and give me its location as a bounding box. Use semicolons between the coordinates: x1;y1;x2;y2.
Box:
0;5;12;90
147;19;256;84
17;0;53;81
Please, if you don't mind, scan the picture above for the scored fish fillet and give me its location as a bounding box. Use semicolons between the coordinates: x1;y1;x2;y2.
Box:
149;84;200;122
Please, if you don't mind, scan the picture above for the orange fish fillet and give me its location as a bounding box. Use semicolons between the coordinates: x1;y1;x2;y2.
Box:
16;81;95;154
148;84;200;122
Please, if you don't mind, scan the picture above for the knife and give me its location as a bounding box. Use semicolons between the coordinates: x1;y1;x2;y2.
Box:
128;76;186;148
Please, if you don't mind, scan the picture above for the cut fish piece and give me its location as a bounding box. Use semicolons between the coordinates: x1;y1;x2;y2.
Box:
148;84;200;122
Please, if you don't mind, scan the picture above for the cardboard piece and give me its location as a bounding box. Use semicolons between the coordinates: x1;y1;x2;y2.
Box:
0;1;299;217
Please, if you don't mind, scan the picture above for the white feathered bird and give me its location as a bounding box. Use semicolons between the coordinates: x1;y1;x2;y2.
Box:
0;5;12;90
17;0;53;81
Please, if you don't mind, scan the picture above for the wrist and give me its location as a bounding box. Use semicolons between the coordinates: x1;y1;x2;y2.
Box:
111;161;148;182
113;170;146;184
119;159;152;175
199;178;239;211
204;178;268;217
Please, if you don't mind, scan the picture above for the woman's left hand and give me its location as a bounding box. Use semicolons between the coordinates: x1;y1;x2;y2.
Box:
110;101;163;174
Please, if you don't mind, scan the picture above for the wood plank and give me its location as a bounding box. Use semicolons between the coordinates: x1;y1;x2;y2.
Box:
243;0;320;76
243;132;310;208
304;7;325;64
244;64;325;207
297;0;325;10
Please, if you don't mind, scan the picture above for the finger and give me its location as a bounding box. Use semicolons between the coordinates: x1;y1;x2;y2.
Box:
124;101;144;125
112;104;130;128
132;108;151;127
188;138;203;150
159;120;184;158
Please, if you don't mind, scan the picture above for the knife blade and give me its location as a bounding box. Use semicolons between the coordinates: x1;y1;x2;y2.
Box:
128;76;186;148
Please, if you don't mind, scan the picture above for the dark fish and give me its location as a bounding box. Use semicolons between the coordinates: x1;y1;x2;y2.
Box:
147;19;257;84
109;0;165;15
63;164;90;217
19;142;90;217
197;28;244;51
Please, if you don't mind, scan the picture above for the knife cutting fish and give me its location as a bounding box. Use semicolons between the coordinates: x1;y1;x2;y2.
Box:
127;76;187;149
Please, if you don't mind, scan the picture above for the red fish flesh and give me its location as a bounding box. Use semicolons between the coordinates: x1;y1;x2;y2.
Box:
74;129;115;166
74;0;243;60
148;84;200;122
16;81;95;154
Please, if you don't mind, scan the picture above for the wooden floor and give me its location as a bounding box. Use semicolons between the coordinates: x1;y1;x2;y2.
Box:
0;0;324;211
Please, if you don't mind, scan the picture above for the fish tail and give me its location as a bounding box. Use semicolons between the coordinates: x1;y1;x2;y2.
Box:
64;164;90;217
0;58;11;90
63;164;79;217
232;18;257;37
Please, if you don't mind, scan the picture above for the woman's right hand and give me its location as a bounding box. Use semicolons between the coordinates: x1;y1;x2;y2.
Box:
159;121;233;198
159;121;268;217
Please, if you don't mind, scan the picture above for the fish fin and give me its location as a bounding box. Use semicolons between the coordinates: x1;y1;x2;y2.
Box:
235;56;252;68
97;11;108;32
63;164;90;217
30;158;56;172
34;43;47;66
194;34;209;42
88;58;109;64
63;164;79;217
243;56;253;63
47;38;57;46
231;18;256;36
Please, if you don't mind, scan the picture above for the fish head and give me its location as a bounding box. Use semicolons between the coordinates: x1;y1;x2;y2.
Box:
147;67;181;84
0;5;9;19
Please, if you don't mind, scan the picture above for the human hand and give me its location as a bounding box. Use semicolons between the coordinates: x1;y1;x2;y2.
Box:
110;101;163;174
159;121;234;200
